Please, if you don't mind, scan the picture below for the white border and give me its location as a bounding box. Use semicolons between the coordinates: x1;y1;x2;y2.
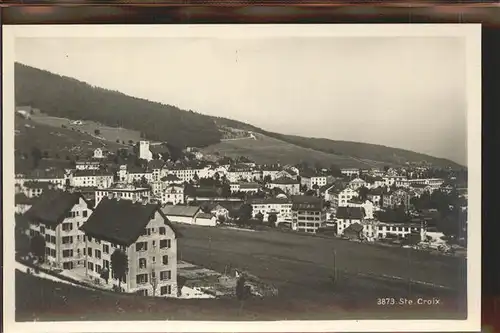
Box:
2;24;481;333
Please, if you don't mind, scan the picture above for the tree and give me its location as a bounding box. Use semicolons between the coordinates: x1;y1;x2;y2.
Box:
255;212;264;222
312;184;319;191
238;204;253;222
358;186;369;201
111;249;128;289
221;183;231;198
100;267;110;284
236;274;248;301
30;234;46;262
94;129;101;136
128;140;134;145
268;213;278;227
31;147;42;168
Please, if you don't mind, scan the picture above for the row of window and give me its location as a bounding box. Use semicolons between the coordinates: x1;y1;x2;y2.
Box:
66;210;89;219
136;270;171;284
136;239;171;252
297;222;323;228
138;255;169;268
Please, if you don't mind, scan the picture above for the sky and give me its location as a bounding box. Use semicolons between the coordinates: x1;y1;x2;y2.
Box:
15;36;467;165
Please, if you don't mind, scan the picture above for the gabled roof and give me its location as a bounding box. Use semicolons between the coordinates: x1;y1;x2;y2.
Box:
148;160;165;170
291;195;323;210
15;193;36;205
336;206;365;220
271;176;299;185
25;190;89;227
162;205;200;217
80;198;177;246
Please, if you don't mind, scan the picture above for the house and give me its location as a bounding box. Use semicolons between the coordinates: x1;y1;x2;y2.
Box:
161;185;184;205
80;198;179;297
383;175;407;187
383;189;411;208
162;205;201;225
340;168;360;177
261;166;282;181
148;160;165;182
127;166;154;184
194;213;217;227
346;198;376;219
71;170;114;189
267;177;300;195
331;187;359;208
276;169;298;180
249;198;293;224
22;181;54;198
348;177;369;190
342;223;364;240
22;168;67;189
137;141;154;161
93;148;107;159
95;184;151;207
227;165;254;182
367;188;385;207
76;160;101;171
374;221;426;242
25;190;93;269
207;204;230;221
300;171;328;190
162;174;183;186
336;206;365;236
291;195;326;233
234;182;261;194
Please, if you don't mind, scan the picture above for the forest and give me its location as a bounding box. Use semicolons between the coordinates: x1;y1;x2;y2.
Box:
15;63;222;148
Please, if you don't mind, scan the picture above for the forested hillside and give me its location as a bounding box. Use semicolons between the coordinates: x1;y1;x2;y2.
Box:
15;63;222;148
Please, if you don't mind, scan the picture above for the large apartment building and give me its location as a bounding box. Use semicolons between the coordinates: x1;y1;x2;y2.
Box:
94;184;151;207
291;195;326;233
249;198;293;224
80;198;179;297
25;190;93;270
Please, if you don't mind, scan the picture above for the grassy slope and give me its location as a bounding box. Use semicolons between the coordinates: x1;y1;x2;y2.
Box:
14;116;124;172
212;117;463;169
202;133;386;168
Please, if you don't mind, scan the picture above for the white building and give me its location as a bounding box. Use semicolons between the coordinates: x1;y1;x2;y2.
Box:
300;174;328;189
161;185;185;205
81;198;179;297
76;160;101;171
335;206;365;236
331;187;359;208
341;168;360;177
230;182;261;194
162;205;202;225
93;148;106;159
25;190;92;270
138;141;154;162
267;177;300;196
71;170;114;189
95;185;151;207
250;198;293;224
348;177;369;190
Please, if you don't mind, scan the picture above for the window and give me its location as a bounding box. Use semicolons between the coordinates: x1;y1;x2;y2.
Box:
95;265;102;274
136;242;148;252
40;226;46;234
152;256;156;263
103;244;109;254
83;248;86;256
160;270;171;281
87;235;93;242
160;239;171;249
83;210;88;217
88;248;93;257
162;255;169;265
136;274;148;285
95;249;102;259
103;260;110;269
62;236;73;244
63;250;73;258
45;234;50;242
138;258;147;269
62;223;73;231
50;249;56;257
160;285;171;295
63;262;74;270
88;262;94;271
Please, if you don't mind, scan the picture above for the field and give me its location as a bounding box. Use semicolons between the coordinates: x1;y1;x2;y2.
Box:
15;225;466;321
176;224;467;318
29;112;143;145
203;133;387;168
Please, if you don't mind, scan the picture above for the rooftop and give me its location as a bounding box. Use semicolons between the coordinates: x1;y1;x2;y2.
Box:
80;198;177;246
336;206;365;220
162;205;200;217
25;190;89;227
270;177;299;185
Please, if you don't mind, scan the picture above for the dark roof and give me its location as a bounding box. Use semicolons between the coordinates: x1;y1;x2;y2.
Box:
162;205;200;217
336;206;365;220
15;193;36;205
80;198;178;246
28;168;65;179
197;212;214;219
271;177;299;185
25;190;88;227
73;170;113;177
248;198;291;205
148;159;165;169
291;195;323;210
344;223;364;233
163;174;181;181
24;181;53;189
239;182;260;189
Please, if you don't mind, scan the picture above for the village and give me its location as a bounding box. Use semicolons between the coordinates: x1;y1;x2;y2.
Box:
14;137;468;300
